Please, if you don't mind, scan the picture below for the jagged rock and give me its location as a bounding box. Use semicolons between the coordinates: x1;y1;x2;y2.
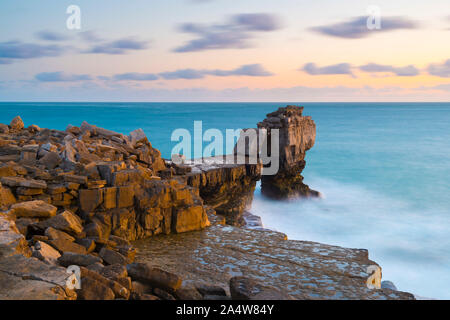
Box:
39;210;83;236
79;266;129;299
46;238;87;255
100;264;128;282
76;238;96;253
16;187;43;196
258;106;319;199
1;177;47;189
0;254;76;300
15;217;36;235
0;184;16;209
38;151;61;169
32;241;61;265
129;129;148;147
0;124;9;134
10;200;57;218
58;252;102;267
230;276;293;300
0;212;31;257
86;262;104;273
77;276;115;300
99;248;128;265
9;116;24;132
126;263;182;292
45;227;76;242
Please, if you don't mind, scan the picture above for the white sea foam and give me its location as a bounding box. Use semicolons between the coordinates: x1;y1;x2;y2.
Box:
250;177;450;299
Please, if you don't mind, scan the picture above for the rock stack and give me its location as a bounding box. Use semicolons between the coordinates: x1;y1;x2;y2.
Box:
258;106;320;199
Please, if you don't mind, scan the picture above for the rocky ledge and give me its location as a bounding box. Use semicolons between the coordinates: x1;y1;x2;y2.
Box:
133;221;415;300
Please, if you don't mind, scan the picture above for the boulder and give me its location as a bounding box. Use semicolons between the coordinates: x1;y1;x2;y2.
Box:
45;227;76;242
126;263;182;292
0;213;31;258
9;116;24;132
99;248;127;265
77;276;115;300
38;151;61;169
79;267;129;299
39;210;83;236
32;241;61;265
58;252;102;267
46;238;87;255
10;200;57;218
174;284;203;300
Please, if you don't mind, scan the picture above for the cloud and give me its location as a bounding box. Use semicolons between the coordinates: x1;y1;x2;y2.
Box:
105;64;274;81
311;16;418;39
360;63;420;76
78;31;103;43
174;13;282;52
159;69;205;80
113;73;159;81
302;63;354;77
0;41;65;61
158;64;274;80
427;59;450;78
208;64;274;77
85;37;149;54
35;72;92;82
35;30;69;41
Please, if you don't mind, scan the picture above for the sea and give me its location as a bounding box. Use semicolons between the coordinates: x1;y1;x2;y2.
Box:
0;102;449;299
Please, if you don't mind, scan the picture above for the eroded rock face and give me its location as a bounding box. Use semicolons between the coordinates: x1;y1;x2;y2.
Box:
258;105;319;199
179;156;262;226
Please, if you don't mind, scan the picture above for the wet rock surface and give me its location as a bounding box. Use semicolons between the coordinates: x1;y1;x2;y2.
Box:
133;224;415;300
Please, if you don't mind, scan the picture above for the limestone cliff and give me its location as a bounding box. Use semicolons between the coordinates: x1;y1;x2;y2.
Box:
258;105;320;199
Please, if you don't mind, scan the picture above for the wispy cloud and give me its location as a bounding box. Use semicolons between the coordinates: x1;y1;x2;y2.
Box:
159;69;205;80
35;30;70;42
35;72;92;82
0;41;65;62
174;13;282;52
302;63;354;77
427;59;450;78
113;73;159;81
85;37;149;55
360;63;420;76
112;64;274;81
311;16;418;39
78;31;104;43
208;64;273;77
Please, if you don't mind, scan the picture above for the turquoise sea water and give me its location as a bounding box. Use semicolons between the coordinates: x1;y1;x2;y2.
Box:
1;102;449;299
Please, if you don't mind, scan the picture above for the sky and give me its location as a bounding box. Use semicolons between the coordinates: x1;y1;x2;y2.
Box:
0;0;449;101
